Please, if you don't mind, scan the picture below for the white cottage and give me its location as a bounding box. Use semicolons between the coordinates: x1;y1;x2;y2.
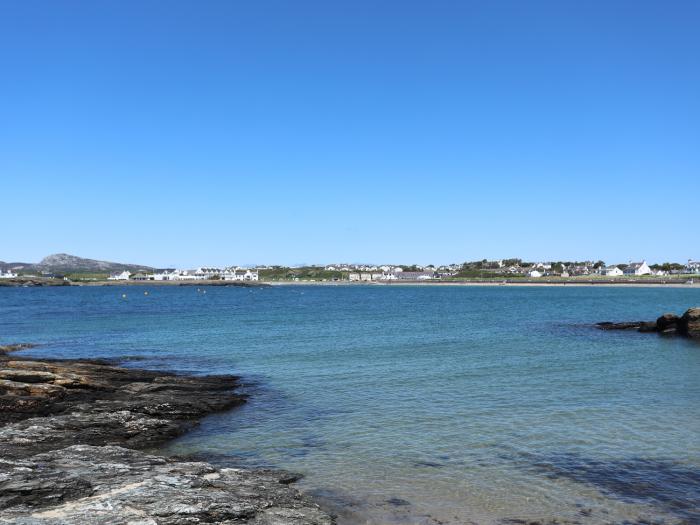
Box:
222;268;259;281
601;266;623;277
623;261;652;276
0;269;18;279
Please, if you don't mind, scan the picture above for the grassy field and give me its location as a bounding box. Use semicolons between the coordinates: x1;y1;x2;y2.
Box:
258;267;347;282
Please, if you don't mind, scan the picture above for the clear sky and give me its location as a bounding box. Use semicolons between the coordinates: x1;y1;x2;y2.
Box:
1;1;698;267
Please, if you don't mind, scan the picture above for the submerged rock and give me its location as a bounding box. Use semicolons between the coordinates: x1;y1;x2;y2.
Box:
595;321;644;331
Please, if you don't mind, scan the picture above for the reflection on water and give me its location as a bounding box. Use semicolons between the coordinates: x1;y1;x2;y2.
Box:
1;285;700;524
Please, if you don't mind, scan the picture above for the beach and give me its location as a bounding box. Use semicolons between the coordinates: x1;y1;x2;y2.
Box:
2;276;698;289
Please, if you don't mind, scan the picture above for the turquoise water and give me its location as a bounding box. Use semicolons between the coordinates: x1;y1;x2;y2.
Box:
1;285;699;524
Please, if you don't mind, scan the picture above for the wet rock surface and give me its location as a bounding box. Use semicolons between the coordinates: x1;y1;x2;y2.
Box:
0;345;333;524
596;307;700;339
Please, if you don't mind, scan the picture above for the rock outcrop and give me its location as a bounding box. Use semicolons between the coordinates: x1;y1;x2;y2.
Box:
0;445;331;524
0;345;333;524
679;307;700;338
597;307;700;339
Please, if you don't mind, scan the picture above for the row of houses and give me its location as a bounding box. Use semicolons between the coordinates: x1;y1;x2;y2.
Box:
326;263;460;274
527;260;678;278
528;261;654;278
348;270;436;281
108;267;259;282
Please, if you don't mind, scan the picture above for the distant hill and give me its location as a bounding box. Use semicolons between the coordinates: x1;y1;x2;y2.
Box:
1;253;155;274
0;261;33;272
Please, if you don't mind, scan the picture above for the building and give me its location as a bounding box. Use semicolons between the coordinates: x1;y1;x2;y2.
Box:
108;271;131;281
152;271;177;281
195;267;224;279
130;272;151;281
569;265;591;276
623;261;652;276
600;266;623;277
687;260;700;274
0;269;18;279
222;268;259;281
528;270;543;278
395;271;435;280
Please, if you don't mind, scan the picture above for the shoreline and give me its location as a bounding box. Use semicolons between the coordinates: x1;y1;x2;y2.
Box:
268;279;700;288
1;277;698;288
0;344;333;524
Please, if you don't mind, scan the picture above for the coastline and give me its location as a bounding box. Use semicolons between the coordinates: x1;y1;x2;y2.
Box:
0;344;333;524
267;279;700;288
2;277;697;288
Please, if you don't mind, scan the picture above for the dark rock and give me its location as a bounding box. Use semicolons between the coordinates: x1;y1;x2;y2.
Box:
0;346;333;524
637;321;658;333
679;307;700;338
656;313;680;334
386;497;411;507
597;307;700;340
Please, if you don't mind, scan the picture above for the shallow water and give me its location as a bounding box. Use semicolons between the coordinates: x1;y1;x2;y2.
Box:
1;285;699;524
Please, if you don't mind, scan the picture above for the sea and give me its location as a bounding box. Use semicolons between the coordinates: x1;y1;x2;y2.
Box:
1;284;699;524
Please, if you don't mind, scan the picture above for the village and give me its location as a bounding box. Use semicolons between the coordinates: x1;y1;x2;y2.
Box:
332;259;700;282
106;267;260;282
1;259;699;283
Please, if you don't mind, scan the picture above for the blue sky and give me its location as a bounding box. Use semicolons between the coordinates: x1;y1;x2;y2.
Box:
1;1;698;267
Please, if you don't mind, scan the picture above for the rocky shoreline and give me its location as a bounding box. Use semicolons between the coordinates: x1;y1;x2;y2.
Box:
0;344;333;524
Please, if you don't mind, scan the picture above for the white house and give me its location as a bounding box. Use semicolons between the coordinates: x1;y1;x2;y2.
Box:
623;261;652;276
686;260;700;274
168;270;205;281
108;271;132;281
528;270;543;278
601;266;623;277
152;271;176;281
195;267;224;279
0;269;18;279
222;268;259;281
396;271;436;280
